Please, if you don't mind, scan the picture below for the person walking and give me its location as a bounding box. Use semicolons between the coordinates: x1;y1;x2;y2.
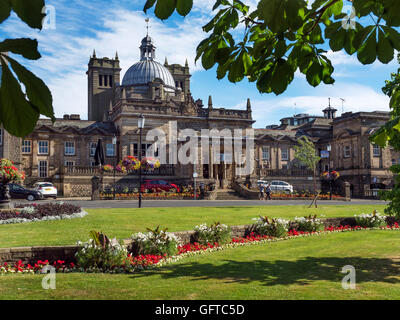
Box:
265;183;272;200
259;183;265;200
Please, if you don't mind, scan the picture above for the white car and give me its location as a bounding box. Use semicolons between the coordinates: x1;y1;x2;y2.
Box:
269;180;294;193
34;182;58;199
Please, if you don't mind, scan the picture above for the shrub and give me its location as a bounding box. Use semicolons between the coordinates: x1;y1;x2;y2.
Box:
75;231;128;271
292;215;324;232
252;216;289;238
354;210;387;228
194;222;232;245
129;226;180;257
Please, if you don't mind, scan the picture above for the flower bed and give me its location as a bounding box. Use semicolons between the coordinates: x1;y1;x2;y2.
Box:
0;203;87;225
270;193;345;200
100;193;199;200
2;223;400;275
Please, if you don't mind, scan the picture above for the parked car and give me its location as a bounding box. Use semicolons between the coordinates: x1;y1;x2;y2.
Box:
257;180;269;186
269;180;294;193
7;183;44;201
141;180;180;193
33;182;58;199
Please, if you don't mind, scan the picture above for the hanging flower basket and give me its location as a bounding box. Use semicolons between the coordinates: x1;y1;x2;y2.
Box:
115;164;127;173
0;159;25;184
119;156;141;171
101;164;114;173
141;157;161;171
321;170;340;180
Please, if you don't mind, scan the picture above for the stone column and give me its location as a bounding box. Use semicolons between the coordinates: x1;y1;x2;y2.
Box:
344;181;351;201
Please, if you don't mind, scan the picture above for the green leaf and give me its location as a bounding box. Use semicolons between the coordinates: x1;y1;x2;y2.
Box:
228;52;245;82
143;0;156;12
344;29;357;55
377;28;394;64
242;51;252;74
306;60;323;87
383;0;400;26
10;0;45;29
274;40;287;58
0;57;39;137
382;26;400;51
154;0;176;20
0;0;11;23
271;59;294;95
7;55;54;120
357;28;377;64
329;27;346;52
0;38;41;60
201;47;216;70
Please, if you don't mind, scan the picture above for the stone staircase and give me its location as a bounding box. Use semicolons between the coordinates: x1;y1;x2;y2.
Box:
215;189;245;200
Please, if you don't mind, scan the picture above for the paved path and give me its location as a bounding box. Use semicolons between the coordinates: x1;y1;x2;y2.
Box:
12;199;387;209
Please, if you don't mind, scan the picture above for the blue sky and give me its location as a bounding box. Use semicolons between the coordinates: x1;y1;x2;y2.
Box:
0;0;398;127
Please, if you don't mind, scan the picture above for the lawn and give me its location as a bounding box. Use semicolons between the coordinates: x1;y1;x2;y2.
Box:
0;204;386;248
1;230;400;300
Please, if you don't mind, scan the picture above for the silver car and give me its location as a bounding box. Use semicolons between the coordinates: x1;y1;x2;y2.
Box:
269;180;294;193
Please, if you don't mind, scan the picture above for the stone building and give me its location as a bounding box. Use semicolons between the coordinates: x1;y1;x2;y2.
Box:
254;106;400;197
0;34;397;198
0;35;254;196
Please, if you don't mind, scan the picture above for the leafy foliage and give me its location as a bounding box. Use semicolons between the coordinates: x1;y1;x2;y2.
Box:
194;222;232;245
0;0;55;137
294;136;320;194
75;231;128;270
129;226;180;257
143;0;400;95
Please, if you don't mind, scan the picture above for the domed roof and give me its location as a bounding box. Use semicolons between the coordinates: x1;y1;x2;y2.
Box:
122;60;176;90
121;35;176;92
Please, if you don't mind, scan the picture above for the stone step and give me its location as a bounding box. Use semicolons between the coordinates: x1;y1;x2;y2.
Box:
216;189;244;200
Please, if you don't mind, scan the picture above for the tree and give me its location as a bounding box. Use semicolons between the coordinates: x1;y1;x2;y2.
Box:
293;136;321;194
0;0;54;138
144;0;400;95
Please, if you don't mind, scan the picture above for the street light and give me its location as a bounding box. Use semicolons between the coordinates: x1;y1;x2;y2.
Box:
138;114;145;208
112;136;117;200
326;144;332;200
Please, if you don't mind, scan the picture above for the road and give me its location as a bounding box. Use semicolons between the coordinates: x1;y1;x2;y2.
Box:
12;198;387;209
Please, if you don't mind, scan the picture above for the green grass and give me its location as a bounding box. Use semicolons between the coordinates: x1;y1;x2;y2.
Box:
0;204;386;248
2;230;400;300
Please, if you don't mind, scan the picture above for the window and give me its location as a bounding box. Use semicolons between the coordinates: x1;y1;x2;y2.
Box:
22;140;32;154
281;148;289;161
106;143;115;157
38;141;49;154
39;160;48;178
133;143;152;157
91;161;97;167
90;142;97;157
262;146;270;161
373;144;380;157
392;159;396;166
99;75;103;86
65;161;75;167
64;141;75;156
109;75;113;87
344;145;351;158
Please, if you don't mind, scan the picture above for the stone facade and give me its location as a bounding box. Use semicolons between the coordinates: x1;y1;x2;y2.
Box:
0;35;397;198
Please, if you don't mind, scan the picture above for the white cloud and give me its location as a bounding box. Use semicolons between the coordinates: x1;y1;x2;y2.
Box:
1;5;209;119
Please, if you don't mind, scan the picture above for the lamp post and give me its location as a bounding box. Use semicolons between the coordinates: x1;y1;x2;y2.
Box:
327;144;332;200
193;171;198;200
138;114;145;208
112;136;117;200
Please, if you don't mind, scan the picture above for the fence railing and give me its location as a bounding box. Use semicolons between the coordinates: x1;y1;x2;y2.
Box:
261;169;316;177
62;165;175;177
